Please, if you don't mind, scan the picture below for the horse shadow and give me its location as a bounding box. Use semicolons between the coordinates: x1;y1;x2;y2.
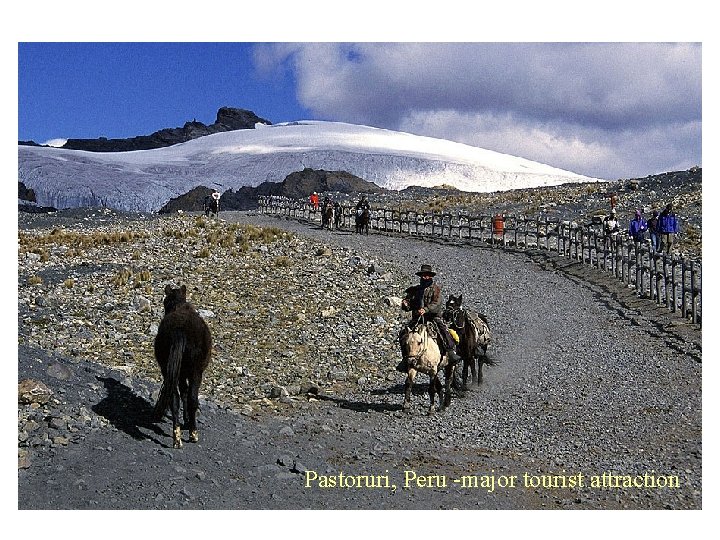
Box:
315;393;403;413
373;381;469;399
91;376;168;447
315;380;441;413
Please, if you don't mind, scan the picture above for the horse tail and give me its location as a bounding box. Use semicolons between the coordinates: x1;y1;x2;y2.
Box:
154;330;186;418
482;355;498;367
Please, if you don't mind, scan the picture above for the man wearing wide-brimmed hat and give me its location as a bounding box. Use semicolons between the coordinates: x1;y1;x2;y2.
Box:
397;264;462;372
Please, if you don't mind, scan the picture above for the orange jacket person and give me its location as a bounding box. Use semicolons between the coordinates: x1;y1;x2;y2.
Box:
309;192;319;210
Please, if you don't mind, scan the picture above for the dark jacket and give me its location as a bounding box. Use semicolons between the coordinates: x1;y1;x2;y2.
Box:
402;282;442;320
648;214;659;232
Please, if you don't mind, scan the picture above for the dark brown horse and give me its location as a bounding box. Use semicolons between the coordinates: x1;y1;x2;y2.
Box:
443;294;494;389
321;203;335;230
154;285;212;448
355;207;370;235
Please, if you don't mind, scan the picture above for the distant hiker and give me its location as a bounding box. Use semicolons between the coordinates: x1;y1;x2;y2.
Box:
204;190;220;217
309;192;319;211
658;203;679;254
604;209;620;237
603;209;620;251
647;210;660;252
628;209;648;245
609;192;618;210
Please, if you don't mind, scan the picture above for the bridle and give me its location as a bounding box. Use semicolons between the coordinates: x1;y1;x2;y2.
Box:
445;305;466;329
403;316;430;364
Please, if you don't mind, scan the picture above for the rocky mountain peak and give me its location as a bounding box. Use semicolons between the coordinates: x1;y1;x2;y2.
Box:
215;107;271;130
59;107;271;152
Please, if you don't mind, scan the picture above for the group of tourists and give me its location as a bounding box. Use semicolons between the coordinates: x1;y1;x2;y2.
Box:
309;192;372;229
604;203;679;254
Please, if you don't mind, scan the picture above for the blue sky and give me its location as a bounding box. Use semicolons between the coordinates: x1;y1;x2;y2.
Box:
19;42;311;142
14;9;706;181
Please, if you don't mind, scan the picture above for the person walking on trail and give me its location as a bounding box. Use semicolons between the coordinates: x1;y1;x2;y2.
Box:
603;208;620;251
658;203;680;254
628;209;648;245
647;210;660;252
309;192;319;210
211;189;221;213
396;264;462;372
604;208;620;237
609;192;618;210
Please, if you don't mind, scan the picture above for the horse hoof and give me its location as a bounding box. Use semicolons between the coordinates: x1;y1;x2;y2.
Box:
173;426;183;448
189;430;199;443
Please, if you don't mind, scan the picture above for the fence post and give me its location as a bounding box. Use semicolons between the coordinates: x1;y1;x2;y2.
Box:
671;255;677;313
634;243;641;293
690;261;697;324
663;254;670;309
681;257;687;318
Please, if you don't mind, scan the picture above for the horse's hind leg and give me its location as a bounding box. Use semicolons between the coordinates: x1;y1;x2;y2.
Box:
179;377;189;426
428;375;437;414
186;374;202;443
170;386;183;448
470;355;479;385
462;359;471;389
477;348;488;385
442;367;453;409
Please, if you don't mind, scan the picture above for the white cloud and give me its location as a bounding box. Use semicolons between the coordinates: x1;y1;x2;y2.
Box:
253;42;702;178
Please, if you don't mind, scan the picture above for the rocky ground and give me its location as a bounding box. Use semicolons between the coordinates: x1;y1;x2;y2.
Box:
18;205;702;513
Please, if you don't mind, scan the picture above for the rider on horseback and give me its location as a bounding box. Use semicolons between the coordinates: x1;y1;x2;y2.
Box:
356;195;370;212
396;264;462;372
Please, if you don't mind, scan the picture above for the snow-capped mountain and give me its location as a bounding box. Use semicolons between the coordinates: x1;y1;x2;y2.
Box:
18;120;603;213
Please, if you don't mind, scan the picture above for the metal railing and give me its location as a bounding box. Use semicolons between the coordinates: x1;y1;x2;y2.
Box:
258;197;701;325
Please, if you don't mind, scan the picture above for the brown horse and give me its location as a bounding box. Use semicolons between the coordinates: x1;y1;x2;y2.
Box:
398;320;455;413
355;207;370;235
443;294;494;389
321;204;335;230
154;285;212;448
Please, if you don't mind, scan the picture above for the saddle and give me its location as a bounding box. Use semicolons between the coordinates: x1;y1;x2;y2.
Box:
466;311;491;349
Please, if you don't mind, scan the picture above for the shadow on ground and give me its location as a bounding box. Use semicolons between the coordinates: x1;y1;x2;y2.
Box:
92;376;169;447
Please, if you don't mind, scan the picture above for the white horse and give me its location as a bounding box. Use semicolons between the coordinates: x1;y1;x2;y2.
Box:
398;321;455;413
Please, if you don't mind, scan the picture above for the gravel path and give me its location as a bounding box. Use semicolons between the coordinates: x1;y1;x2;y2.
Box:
18;211;701;510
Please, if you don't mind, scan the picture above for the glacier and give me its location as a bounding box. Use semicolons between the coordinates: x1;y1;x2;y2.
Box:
18;120;604;213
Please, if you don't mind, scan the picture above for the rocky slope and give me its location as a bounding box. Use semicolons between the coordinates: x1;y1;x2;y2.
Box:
158;168;387;213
